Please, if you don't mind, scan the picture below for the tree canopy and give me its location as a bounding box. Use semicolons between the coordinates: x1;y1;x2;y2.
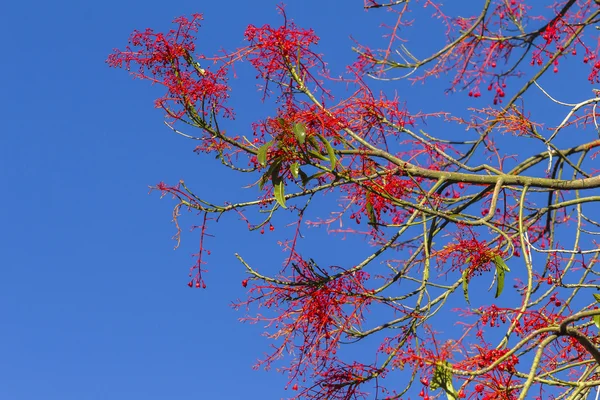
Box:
109;1;600;399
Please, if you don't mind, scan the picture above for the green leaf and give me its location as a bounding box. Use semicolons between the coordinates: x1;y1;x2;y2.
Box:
272;175;286;208
293;123;306;145
257;141;271;167
462;269;470;305
259;159;281;190
277;118;286;128
495;266;505;298
307;135;320;149
319;135;337;170
365;200;377;229
258;173;269;190
493;255;510;272
430;361;458;400
290;162;300;179
593;315;600;330
298;169;309;186
301;171;326;186
593;293;600;303
493;256;509;299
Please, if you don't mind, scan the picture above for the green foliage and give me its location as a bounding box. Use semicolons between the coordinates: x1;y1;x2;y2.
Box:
293;122;306;144
431;361;458;400
493;256;510;299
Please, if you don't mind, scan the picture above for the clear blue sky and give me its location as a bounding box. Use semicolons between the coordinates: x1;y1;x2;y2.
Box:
0;2;387;399
1;1;597;399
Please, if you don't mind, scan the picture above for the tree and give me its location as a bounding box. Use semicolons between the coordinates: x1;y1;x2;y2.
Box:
108;1;600;399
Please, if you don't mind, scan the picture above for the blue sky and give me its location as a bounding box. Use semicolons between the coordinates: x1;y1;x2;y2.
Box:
2;1;599;399
0;2;389;399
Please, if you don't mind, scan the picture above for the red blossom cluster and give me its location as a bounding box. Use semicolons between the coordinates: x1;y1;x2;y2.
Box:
107;14;233;120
